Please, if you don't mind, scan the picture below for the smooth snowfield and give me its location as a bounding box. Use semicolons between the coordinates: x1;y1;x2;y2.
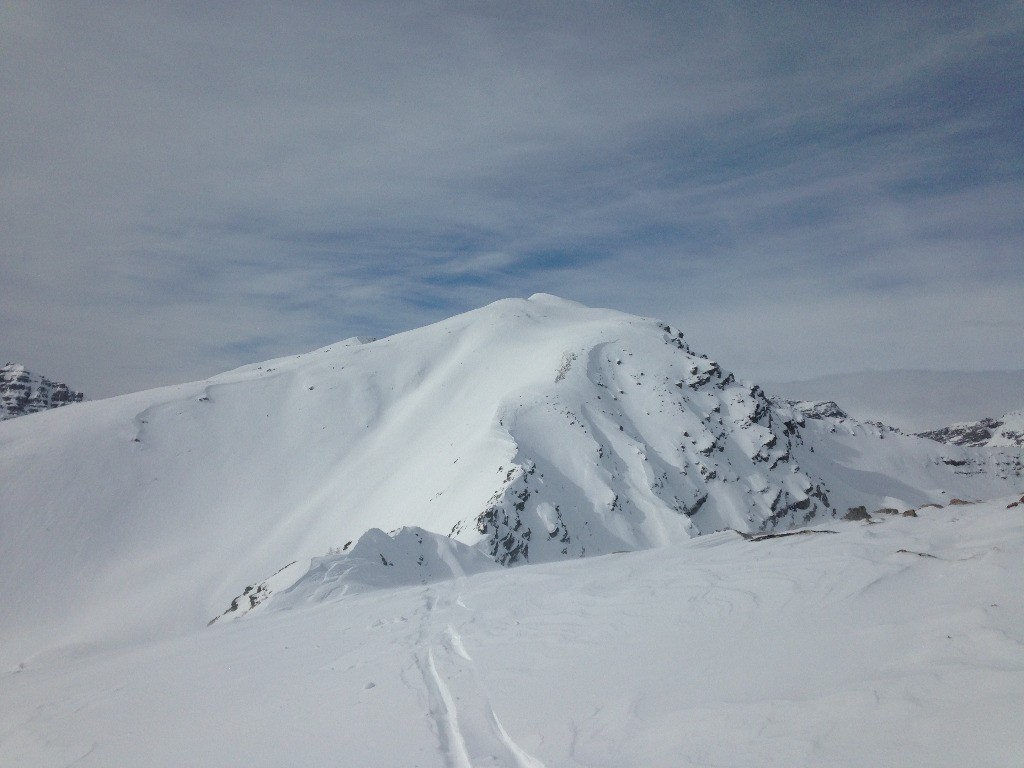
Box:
2;499;1023;767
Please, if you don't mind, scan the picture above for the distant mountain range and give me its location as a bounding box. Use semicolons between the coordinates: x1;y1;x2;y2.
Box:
767;369;1024;432
0;363;84;420
776;395;1024;448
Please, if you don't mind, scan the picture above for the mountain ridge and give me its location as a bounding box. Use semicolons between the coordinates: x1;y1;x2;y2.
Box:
767;369;1024;432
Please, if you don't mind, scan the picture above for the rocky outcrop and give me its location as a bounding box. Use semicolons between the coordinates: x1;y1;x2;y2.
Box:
919;417;1003;447
1;364;84;420
781;399;849;421
918;412;1024;448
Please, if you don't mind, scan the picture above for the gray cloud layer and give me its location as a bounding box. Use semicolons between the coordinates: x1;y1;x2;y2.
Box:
3;1;1022;396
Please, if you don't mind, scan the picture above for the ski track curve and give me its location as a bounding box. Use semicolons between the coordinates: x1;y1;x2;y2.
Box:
414;585;547;768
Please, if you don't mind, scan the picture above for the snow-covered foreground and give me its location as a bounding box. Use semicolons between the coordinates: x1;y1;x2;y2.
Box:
3;498;1023;767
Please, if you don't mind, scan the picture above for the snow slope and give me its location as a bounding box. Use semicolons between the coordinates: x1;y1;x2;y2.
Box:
783;402;1022;512
3;497;1023;767
1;295;1022;672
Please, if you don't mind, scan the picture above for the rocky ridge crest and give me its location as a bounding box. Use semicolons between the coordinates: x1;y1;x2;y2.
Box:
917;411;1024;448
1;363;84;420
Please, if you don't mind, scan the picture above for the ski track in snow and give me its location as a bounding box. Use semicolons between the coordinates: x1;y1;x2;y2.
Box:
414;586;547;768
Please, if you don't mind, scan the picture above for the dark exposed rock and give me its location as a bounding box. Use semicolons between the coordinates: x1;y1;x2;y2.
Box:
1;363;85;420
843;506;871;521
918;419;1002;447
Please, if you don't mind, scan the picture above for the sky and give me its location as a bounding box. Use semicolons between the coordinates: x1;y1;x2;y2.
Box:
2;1;1023;398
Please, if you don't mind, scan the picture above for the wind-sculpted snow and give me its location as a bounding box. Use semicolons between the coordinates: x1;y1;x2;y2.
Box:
283;527;497;600
0;295;1021;669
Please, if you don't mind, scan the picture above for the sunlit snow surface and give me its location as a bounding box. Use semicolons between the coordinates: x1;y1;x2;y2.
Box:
3;499;1023;767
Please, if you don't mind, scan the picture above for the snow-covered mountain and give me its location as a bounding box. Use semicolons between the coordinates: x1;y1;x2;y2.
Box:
918;410;1024;448
2;294;1023;766
1;295;1021;670
0;363;83;420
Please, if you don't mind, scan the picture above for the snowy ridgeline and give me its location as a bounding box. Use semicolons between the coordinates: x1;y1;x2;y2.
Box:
0;294;1021;665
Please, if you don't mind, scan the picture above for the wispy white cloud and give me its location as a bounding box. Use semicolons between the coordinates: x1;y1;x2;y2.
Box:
2;1;1022;395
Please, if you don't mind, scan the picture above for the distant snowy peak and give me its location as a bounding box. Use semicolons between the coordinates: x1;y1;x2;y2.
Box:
918;411;1024;447
0;363;84;420
772;397;913;435
779;399;850;422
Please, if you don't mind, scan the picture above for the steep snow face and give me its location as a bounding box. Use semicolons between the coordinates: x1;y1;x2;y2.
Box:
446;312;831;565
918;410;1024;448
0;295;1021;666
0;363;84;420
